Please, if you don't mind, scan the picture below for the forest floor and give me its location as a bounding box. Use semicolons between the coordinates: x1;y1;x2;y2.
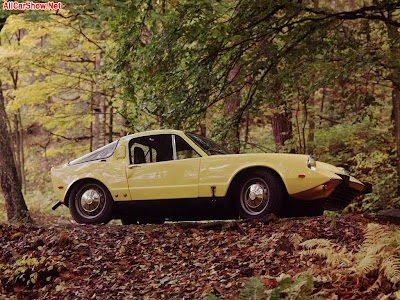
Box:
1;214;399;299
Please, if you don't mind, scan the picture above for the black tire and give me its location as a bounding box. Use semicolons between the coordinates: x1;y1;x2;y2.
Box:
235;170;285;219
69;182;113;224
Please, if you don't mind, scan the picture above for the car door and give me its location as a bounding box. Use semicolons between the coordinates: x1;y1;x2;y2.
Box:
126;134;201;200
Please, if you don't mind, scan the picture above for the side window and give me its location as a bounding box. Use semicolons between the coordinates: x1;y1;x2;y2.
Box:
131;143;152;164
129;135;173;164
175;135;200;160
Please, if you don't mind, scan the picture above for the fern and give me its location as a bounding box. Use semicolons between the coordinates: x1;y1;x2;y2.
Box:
356;251;379;275
301;239;335;249
204;294;220;300
363;223;389;247
300;239;352;267
381;256;400;284
266;272;316;300
204;273;316;300
238;277;266;300
300;223;400;287
289;233;303;249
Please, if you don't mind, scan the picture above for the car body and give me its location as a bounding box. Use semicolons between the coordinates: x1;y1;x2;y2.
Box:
51;129;371;224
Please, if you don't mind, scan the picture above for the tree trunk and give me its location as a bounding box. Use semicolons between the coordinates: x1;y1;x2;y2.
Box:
308;75;315;144
13;113;21;182
90;82;94;151
270;66;293;152
271;106;293;152
245;110;250;145
0;80;31;224
387;16;400;194
199;116;206;137
93;53;106;149
17;109;26;194
108;105;113;143
225;66;241;153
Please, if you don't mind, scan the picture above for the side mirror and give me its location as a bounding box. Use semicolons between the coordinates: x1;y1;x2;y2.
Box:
115;145;126;159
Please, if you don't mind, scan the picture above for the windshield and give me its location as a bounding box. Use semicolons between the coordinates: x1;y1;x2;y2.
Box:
185;133;231;156
68;140;119;165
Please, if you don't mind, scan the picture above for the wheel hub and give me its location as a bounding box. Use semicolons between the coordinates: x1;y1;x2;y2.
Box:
247;183;265;208
81;189;101;213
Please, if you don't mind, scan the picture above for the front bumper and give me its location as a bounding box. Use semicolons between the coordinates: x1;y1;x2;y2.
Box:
322;175;372;211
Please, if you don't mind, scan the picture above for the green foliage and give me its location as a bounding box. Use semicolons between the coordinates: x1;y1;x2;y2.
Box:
114;0;345;132
204;273;316;300
311;102;398;211
238;277;265;300
1;253;66;286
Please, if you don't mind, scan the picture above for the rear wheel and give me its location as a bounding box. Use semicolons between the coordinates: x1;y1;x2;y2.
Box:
69;182;113;224
235;170;285;219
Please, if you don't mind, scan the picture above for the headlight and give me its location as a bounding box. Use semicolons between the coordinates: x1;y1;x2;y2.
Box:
307;155;316;170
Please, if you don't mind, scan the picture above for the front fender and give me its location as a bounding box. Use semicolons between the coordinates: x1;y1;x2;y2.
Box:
198;154;333;197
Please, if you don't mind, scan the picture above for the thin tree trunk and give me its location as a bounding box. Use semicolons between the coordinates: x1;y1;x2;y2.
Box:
295;98;302;153
270;67;293;152
10;68;26;193
225;66;241;153
199;116;206;137
13;113;21;182
120;98;130;136
302;98;308;154
245;110;250;145
0;79;31;224
320;87;325;114
93;53;106;149
90;82;94;151
109;105;113;143
308;75;315;144
387;17;400;194
99;96;106;146
17;109;26;194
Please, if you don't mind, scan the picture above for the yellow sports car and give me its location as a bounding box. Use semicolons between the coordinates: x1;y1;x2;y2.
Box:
51;129;371;224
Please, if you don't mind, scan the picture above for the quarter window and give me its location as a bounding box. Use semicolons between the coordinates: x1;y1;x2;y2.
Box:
68;140;119;165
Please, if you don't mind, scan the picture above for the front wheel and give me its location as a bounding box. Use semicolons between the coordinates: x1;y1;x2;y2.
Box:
236;171;285;219
69;182;113;224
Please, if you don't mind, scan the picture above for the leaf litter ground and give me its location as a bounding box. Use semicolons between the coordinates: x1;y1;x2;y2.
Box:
0;214;399;299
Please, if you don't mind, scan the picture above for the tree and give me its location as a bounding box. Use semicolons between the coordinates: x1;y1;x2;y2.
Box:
114;1;400;149
0;13;31;223
112;0;400;209
0;2;125;223
0;78;30;223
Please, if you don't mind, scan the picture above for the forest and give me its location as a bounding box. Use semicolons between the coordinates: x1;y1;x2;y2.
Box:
2;0;400;298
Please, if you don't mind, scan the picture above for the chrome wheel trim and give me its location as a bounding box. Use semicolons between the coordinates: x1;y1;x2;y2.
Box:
240;178;270;216
76;186;106;219
81;189;101;213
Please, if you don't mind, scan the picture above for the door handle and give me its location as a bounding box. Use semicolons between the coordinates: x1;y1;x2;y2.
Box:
128;164;141;169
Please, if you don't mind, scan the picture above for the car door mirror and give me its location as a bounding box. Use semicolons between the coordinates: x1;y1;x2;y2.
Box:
115;145;126;159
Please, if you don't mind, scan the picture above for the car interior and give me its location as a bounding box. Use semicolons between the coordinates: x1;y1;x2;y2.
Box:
129;134;200;165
